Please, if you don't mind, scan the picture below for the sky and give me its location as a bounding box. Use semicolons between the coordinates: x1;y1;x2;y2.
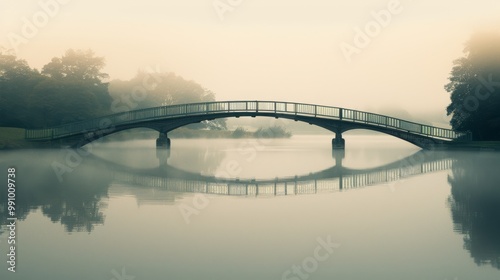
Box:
1;0;500;125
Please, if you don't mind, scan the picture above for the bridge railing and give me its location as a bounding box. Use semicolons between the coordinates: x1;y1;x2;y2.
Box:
25;100;471;141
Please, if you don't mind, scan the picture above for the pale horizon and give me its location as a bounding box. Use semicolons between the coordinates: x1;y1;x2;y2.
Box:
2;0;500;121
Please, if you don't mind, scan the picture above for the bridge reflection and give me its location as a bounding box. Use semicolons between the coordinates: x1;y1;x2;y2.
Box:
103;150;454;197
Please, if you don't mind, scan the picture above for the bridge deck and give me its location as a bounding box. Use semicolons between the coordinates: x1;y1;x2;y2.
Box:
24;100;471;142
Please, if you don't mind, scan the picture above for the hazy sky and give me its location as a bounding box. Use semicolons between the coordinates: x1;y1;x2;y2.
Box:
1;0;499;124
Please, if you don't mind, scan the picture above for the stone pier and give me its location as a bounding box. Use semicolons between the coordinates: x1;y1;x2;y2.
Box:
332;132;345;150
156;132;171;148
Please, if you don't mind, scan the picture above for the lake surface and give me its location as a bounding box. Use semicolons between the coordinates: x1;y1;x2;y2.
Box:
1;135;500;280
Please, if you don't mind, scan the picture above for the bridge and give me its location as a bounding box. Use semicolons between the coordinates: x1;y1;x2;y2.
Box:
24;101;471;149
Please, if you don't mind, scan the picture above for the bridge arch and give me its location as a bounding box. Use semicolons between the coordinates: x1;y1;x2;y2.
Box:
143;113;439;149
24;101;470;149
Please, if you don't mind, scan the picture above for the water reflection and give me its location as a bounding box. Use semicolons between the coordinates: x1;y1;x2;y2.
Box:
2;145;500;274
109;149;452;196
1;147;450;234
448;151;500;269
0;151;110;233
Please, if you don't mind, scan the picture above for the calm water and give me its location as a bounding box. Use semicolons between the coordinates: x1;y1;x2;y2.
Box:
1;135;500;280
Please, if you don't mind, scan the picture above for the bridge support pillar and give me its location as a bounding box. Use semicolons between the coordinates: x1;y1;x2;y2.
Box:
156;132;171;149
156;148;171;167
332;133;345;150
332;149;345;166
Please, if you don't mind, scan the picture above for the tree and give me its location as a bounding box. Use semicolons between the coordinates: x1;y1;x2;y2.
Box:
42;49;109;84
445;32;500;140
41;49;112;115
109;71;226;130
0;52;42;127
0;49;113;128
28;78;101;127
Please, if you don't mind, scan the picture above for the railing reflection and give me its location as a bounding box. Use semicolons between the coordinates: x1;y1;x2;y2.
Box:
109;150;454;197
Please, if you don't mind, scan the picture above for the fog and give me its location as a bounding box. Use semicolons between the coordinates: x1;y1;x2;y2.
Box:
1;0;499;124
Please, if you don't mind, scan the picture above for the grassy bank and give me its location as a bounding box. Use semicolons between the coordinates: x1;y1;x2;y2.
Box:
448;141;500;150
0;125;293;149
0;127;34;149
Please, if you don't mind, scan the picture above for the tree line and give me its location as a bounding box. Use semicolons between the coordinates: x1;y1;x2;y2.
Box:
2;32;500;141
0;49;225;129
445;32;500;141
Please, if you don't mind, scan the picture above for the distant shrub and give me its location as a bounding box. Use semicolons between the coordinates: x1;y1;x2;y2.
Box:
231;127;247;138
254;126;292;138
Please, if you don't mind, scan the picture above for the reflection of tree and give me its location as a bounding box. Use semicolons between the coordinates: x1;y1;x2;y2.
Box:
40;185;107;233
0;144;227;236
448;152;500;269
0;154;111;234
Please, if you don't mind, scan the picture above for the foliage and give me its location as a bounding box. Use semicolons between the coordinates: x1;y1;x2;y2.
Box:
108;71;226;130
0;127;26;149
0;50;223;130
231;127;247;138
254;126;292;138
445;32;500;140
0;53;42;127
0;49;111;128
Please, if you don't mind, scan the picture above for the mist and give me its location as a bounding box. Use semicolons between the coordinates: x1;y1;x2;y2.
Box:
1;0;499;124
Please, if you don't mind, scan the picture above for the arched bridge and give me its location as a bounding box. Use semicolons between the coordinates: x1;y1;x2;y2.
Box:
24;101;471;149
